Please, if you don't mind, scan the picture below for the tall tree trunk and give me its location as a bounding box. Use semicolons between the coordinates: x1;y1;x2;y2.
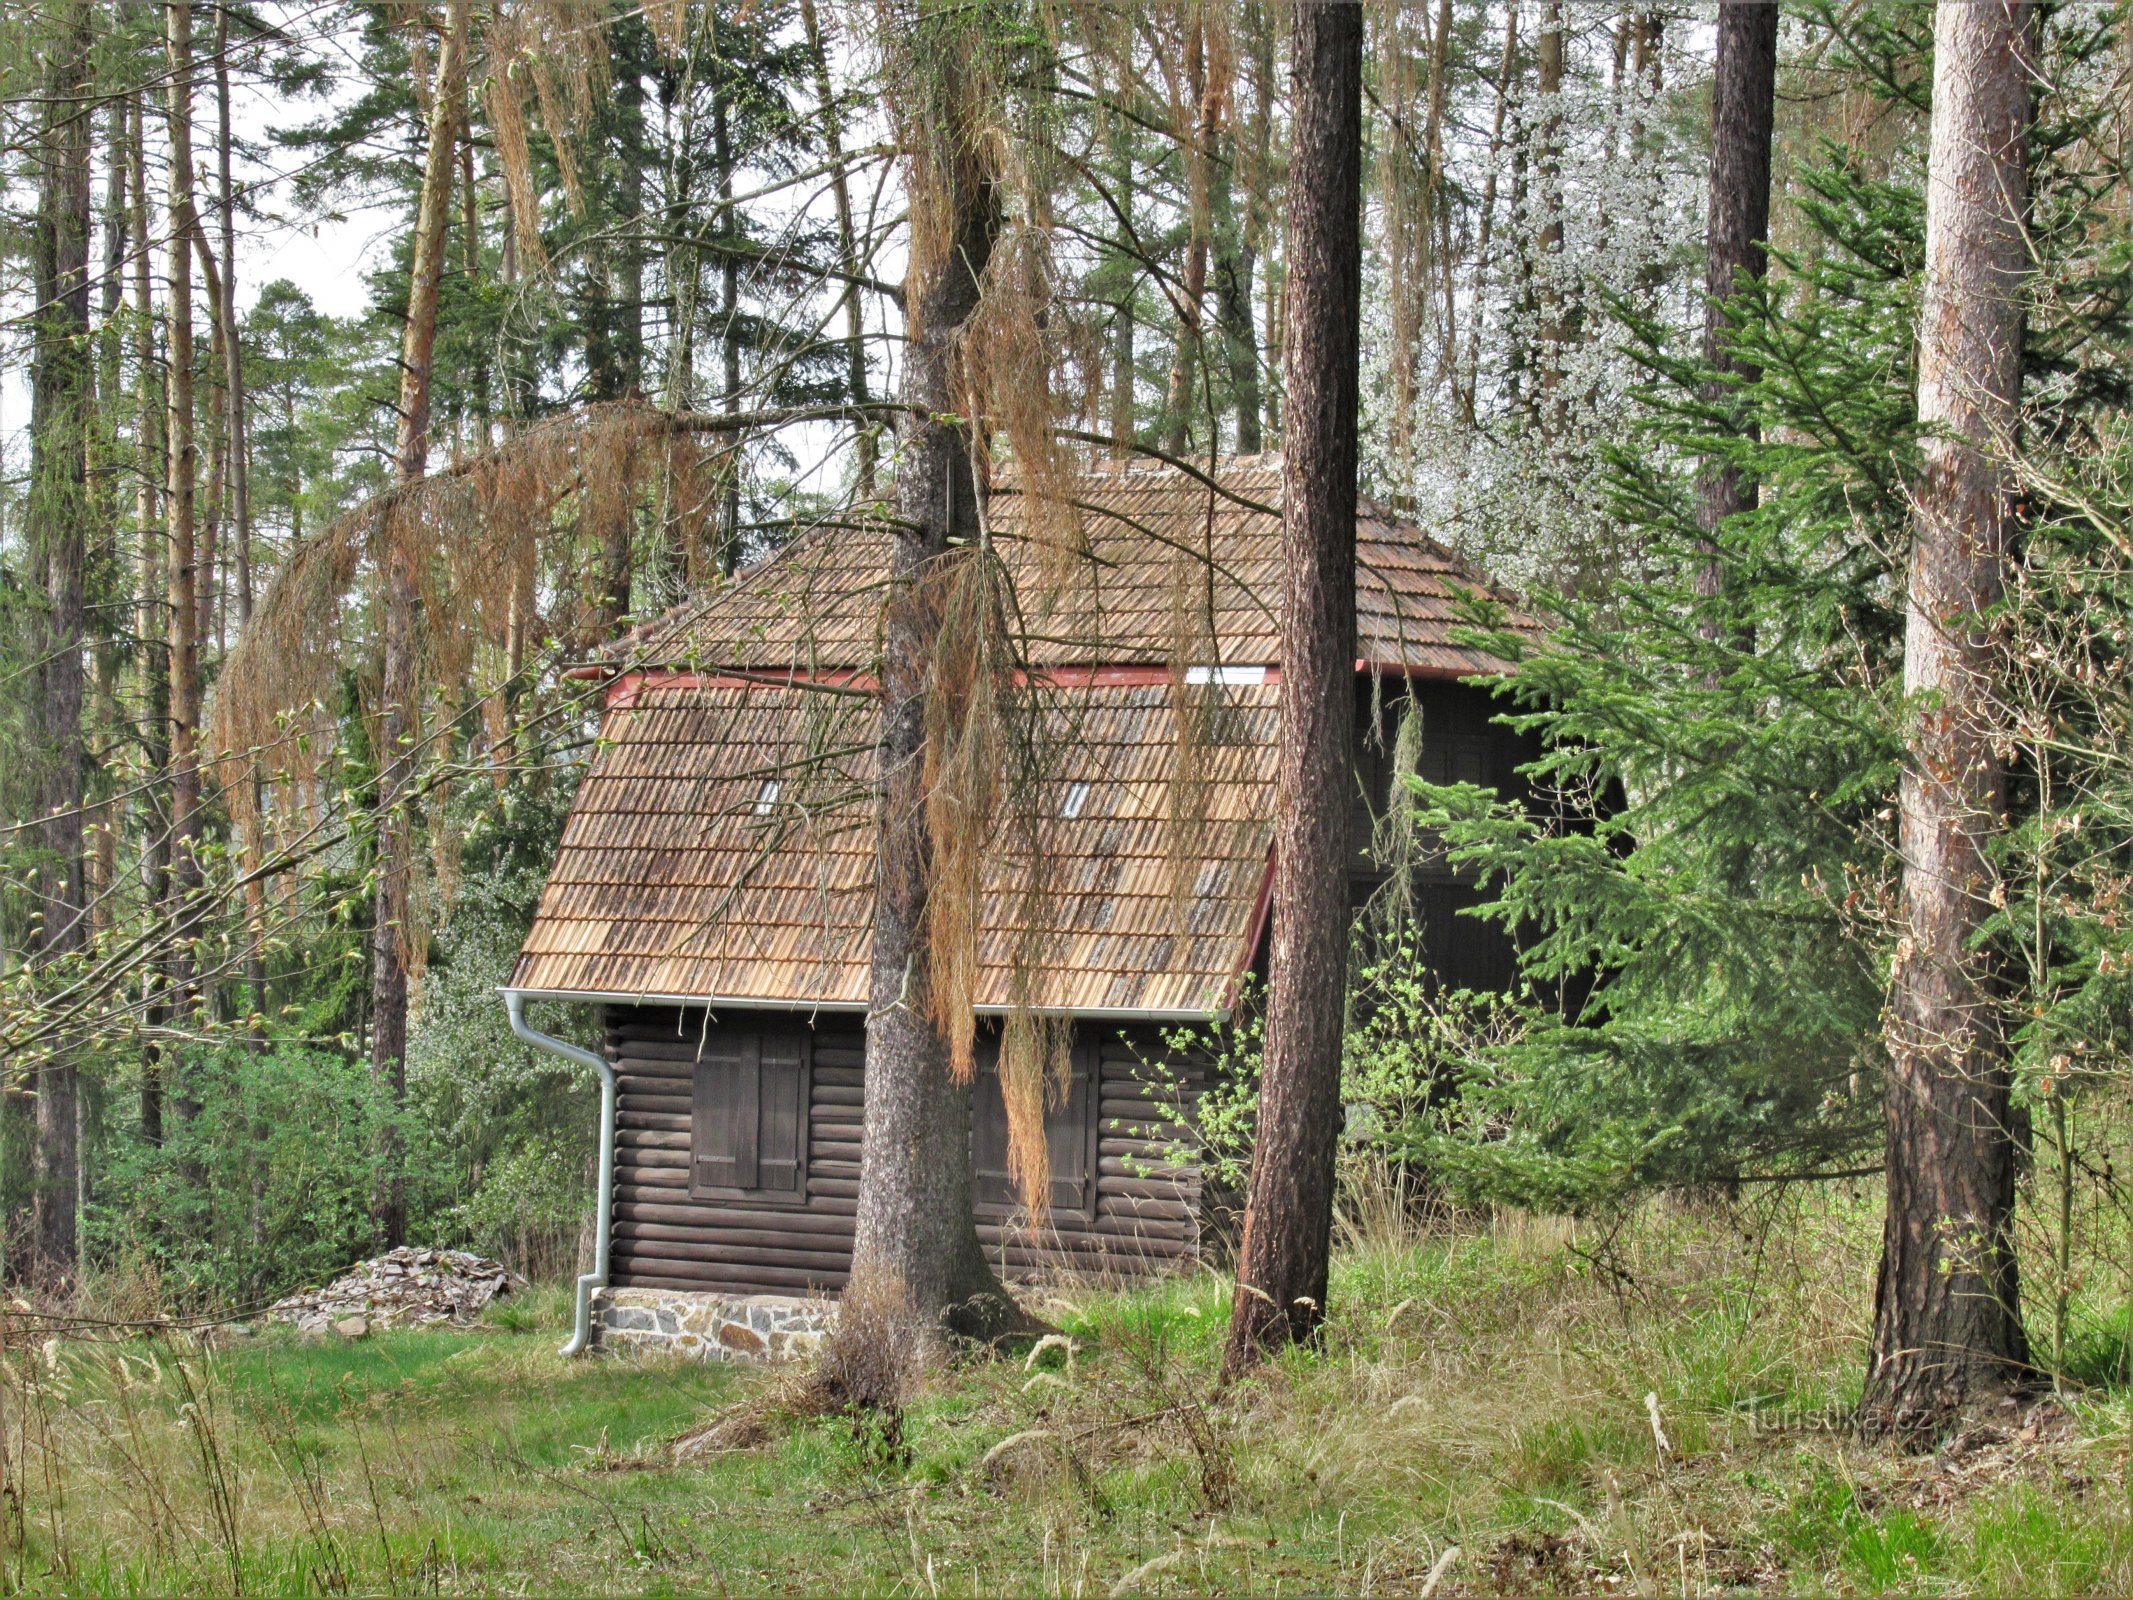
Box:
213;34;270;1030
1211;143;1260;455
1860;0;2036;1439
713;77;743;573
88;93;127;977
801;0;877;497
845;3;1021;1368
216;7;253;632
459;120;491;450
372;0;469;1250
129;86;170;1148
1693;0;1778;621
166;0;206;1059
1531;0;1566;437
1459;0;1520;428
603;43;647;625
1161;2;1217;456
1107;93;1138;454
191;217;228;667
1379;0;1426;471
1245;0;1279;444
1422;0;1456;404
1221;0;1362;1378
27;0;96;1290
1218;0;1272;455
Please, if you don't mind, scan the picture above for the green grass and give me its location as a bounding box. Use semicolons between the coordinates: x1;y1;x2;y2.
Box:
5;1196;2129;1597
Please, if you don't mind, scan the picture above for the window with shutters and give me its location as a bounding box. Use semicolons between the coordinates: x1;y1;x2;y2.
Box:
689;1026;810;1204
971;1032;1099;1221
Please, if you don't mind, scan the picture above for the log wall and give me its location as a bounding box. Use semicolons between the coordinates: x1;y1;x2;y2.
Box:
605;1007;1216;1298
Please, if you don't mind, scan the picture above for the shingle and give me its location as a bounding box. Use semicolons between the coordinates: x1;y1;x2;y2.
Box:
517;457;1534;1011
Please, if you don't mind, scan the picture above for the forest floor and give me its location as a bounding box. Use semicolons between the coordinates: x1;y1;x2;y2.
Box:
4;1191;2128;1597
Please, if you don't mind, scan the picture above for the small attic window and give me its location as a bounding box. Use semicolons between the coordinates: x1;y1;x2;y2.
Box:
1061;780;1092;819
753;779;781;815
1184;664;1268;686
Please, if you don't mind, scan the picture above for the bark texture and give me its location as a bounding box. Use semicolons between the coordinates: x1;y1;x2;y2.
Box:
1861;0;2036;1438
128;88;170;1148
166;0;205;1052
1222;0;1362;1378
1694;0;1779;608
800;0;877;496
845;8;1021;1364
27;0;96;1287
1161;3;1219;455
372;0;469;1249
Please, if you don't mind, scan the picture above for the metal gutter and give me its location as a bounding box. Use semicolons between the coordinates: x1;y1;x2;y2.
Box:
503;991;615;1358
500;985;1229;1024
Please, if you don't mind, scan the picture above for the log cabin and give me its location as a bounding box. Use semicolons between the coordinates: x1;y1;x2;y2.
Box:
503;455;1542;1359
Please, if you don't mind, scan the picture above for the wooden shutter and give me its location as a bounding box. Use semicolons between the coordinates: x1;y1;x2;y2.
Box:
1047;1041;1097;1216
755;1029;809;1196
973;1036;1013;1209
692;1030;761;1192
973;1035;1097;1220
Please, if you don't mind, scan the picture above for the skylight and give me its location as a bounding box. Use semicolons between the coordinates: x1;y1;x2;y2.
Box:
1061;780;1092;819
753;779;781;815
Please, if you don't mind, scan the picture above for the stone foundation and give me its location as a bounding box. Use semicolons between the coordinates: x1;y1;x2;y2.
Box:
594;1286;836;1362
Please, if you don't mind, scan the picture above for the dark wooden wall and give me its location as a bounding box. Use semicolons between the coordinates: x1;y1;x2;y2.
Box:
605;1007;1215;1298
1347;676;1535;994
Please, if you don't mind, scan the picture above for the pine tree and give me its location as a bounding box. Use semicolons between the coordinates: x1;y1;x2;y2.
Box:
1860;0;2037;1437
24;0;97;1288
1222;0;1363;1377
373;0;470;1249
843;0;1027;1370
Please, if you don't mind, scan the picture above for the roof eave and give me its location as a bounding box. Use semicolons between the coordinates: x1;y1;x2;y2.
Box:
499;985;1234;1025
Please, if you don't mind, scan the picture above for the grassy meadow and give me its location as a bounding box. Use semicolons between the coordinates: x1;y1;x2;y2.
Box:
3;1192;2128;1597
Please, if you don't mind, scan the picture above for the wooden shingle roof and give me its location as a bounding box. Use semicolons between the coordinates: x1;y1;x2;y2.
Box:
616;455;1535;677
513;456;1534;1012
511;675;1279;1013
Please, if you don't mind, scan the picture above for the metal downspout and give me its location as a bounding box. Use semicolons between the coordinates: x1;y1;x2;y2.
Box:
504;991;615;1357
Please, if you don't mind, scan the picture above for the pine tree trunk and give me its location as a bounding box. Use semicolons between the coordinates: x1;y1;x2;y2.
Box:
27;0;96;1290
1161;3;1216;455
1245;0;1278;444
713;80;743;572
846;7;1022;1364
1693;0;1778;615
1459;0;1520;427
372;0;469;1250
801;0;877;497
1859;0;2036;1440
1108;103;1138;454
1221;0;1362;1379
165;0;205;1062
129;87;170;1148
191;219;228;669
1422;0;1456;402
1215;0;1271;458
1531;0;1566;437
216;13;253;633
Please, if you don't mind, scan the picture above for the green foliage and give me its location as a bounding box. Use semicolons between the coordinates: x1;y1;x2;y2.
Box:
1844;1509;1946;1591
1153;949;1519;1200
1405;6;2133;1217
85;1044;444;1307
1404;143;1929;1209
407;777;595;1279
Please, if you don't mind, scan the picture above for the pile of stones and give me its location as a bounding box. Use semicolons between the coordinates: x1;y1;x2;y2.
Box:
268;1247;524;1338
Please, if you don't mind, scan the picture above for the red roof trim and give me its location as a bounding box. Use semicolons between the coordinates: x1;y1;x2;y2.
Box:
1355;657;1506;681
